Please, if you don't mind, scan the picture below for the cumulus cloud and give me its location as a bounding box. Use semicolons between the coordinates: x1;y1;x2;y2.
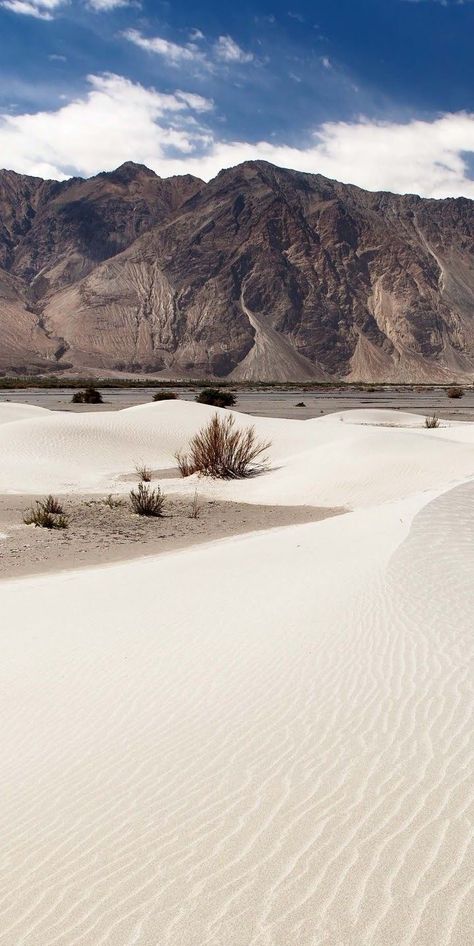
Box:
2;74;474;198
0;74;213;178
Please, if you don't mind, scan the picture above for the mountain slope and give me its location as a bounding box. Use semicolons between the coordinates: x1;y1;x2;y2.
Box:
1;160;474;380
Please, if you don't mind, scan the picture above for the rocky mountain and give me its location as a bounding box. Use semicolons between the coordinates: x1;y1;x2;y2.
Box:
1;159;474;381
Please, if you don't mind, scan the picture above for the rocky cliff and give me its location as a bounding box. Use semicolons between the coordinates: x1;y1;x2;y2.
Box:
1;159;474;380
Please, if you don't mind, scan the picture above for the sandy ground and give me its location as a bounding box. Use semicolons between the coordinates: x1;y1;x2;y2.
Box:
2;384;474;420
0;493;340;579
0;399;473;946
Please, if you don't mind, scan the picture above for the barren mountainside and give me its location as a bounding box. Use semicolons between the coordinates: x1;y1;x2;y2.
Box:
1;159;474;380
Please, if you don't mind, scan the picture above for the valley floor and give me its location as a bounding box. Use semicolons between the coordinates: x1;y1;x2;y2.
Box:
2;383;474;421
0;400;473;945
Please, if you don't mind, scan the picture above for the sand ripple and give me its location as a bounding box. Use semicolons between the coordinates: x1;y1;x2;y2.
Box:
0;484;472;944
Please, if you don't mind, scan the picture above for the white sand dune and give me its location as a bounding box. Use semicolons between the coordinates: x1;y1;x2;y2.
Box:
0;401;473;507
0;401;50;425
0;402;473;945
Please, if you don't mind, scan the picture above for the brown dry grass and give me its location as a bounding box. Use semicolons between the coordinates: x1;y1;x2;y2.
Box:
176;413;270;479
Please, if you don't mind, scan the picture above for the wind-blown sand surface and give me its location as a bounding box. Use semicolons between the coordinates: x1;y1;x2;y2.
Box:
0;400;473;945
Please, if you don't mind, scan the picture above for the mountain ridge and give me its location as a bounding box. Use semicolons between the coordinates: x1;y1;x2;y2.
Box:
1;159;473;380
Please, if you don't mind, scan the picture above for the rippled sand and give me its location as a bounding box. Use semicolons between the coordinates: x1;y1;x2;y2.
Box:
0;402;473;944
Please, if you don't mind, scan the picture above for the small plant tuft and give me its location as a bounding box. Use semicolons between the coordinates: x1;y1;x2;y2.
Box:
195;388;236;408
135;463;152;482
130;482;165;517
152;390;177;401
103;493;126;509
424;415;440;428
446;385;464;399
176;413;270;479
189;490;201;519
23;496;69;529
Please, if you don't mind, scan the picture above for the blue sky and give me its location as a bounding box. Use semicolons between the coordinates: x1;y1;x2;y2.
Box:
1;0;474;196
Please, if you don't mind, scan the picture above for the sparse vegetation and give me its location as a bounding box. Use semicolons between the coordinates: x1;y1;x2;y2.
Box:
129;482;165;517
152;390;177;401
176;413;270;479
135;463;152;482
71;385;103;404
189;490;202;519
446;386;464;399
424;415;440;428
103;494;126;509
195;388;236;408
23;496;69;529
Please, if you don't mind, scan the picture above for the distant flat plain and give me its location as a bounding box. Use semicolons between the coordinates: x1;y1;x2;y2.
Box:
1;384;474;420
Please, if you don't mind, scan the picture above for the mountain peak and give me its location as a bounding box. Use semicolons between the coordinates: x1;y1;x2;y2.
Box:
98;162;159;184
0;160;474;381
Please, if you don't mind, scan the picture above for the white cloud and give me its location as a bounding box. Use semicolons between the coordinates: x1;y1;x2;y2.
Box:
122;29;206;66
87;0;130;8
123;29;254;69
1;0;130;15
214;35;253;64
172;112;474;199
0;74;213;177
2;75;474;199
188;28;204;41
1;0;62;19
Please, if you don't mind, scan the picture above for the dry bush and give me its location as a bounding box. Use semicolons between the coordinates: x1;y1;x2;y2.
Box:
130;482;165;517
43;494;65;514
446;386;464;399
135;463;152;482
24;497;68;529
72;385;103;404
176;413;270;479
424;415;440;428
152;390;177;401
195;388;236;408
189;490;201;519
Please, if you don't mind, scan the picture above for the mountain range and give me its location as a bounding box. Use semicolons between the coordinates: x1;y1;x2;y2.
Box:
1;159;473;381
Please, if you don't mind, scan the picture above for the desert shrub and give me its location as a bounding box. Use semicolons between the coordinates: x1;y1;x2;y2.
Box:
424;415;440;428
71;385;103;404
189;490;201;519
135;463;152;482
195;388;236;408
43;494;65;514
130;482;165;517
446;386;464;399
152;390;177;401
23;497;68;529
176;413;270;479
